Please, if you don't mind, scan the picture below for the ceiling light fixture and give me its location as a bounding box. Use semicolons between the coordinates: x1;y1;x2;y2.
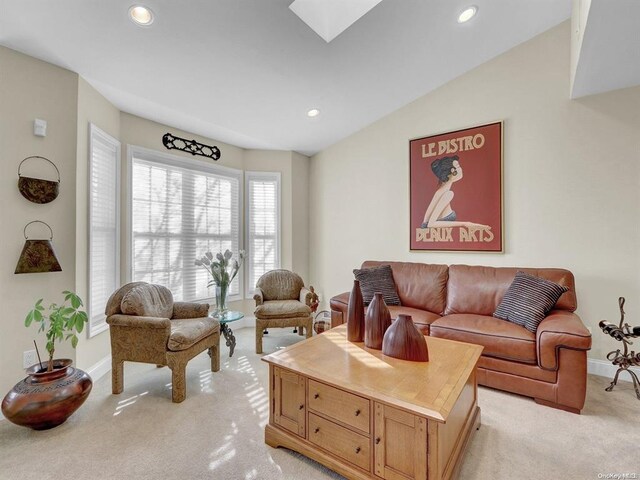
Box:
457;6;478;24
307;108;320;118
129;5;154;26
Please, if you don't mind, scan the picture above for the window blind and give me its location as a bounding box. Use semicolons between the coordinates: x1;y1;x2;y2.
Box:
246;172;280;296
131;150;242;302
89;124;120;337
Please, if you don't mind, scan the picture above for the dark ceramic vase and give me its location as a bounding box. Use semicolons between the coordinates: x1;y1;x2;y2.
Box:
347;280;365;342
365;293;392;350
1;359;93;430
382;314;429;362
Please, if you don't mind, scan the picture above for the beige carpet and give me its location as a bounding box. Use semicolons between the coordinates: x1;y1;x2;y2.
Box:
1;327;639;480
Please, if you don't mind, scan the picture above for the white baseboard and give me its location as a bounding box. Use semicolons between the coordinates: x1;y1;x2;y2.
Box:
86;354;112;382
587;358;640;378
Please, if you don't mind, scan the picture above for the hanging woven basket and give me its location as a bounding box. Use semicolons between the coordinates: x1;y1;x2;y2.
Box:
17;156;60;204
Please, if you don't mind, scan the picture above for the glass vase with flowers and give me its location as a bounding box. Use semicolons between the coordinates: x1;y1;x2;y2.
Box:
195;249;245;317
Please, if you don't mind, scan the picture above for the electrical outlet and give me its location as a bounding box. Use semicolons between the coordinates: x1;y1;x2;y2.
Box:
23;350;37;369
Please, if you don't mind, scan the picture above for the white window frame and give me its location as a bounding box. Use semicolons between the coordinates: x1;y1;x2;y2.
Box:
126;145;244;302
245;171;281;299
88;123;121;337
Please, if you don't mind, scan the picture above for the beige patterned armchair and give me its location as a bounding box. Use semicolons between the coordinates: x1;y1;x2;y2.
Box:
253;270;316;354
105;282;220;403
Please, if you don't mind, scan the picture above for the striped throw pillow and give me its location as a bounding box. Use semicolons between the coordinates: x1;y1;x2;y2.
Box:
353;264;401;306
493;271;569;333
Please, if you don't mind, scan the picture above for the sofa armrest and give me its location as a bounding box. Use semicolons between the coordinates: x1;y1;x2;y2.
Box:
537;310;592;371
106;314;171;330
329;292;350;327
253;288;264;307
172;302;210;319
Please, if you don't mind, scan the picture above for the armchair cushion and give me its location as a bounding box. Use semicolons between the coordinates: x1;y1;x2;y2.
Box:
168;317;220;352
121;283;174;319
105;281;147;316
172;302;210;319
255;300;311;319
256;270;304;301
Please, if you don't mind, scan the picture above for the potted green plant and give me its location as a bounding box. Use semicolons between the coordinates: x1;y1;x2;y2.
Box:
25;290;88;371
1;291;93;430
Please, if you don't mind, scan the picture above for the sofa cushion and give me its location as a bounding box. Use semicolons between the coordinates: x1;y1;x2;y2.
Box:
353;264;401;306
121;283;174;319
361;261;448;314
387;306;441;335
444;265;577;316
430;314;537;364
494;272;569;333
255;300;311;319
168;316;220;352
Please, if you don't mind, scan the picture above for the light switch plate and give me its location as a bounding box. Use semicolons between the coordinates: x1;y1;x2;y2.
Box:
34;118;47;137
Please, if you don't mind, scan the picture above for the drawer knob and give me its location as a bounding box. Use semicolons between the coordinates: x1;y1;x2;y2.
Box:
355;446;361;454
354;409;361;416
299;404;304;410
375;437;381;445
314;393;319;399
314;427;320;434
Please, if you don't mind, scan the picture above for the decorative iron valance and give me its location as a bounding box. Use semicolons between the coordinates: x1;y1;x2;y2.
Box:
162;133;221;161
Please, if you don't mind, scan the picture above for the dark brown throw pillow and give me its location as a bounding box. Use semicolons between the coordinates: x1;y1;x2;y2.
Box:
353;264;401;306
493;271;569;333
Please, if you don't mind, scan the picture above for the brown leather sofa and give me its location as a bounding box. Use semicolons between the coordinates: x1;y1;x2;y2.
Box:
330;261;592;413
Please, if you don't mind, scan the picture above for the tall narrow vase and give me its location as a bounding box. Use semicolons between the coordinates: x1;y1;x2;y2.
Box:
215;284;228;317
347;280;365;342
365;292;391;350
382;314;429;362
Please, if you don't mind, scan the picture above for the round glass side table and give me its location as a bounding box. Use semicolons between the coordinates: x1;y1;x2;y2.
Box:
209;311;244;357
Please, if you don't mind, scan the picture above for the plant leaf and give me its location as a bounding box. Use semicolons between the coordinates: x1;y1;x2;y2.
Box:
25;311;34;327
71;335;78;348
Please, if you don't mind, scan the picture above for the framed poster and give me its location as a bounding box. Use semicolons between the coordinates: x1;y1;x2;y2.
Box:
409;121;503;252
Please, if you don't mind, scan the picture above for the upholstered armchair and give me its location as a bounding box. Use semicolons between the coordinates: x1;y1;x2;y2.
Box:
253;270;315;354
105;282;220;403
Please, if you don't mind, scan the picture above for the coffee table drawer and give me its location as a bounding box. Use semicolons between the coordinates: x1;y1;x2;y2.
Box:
308;380;370;433
308;413;370;471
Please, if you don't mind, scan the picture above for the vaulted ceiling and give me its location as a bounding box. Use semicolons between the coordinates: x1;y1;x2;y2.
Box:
0;1;576;155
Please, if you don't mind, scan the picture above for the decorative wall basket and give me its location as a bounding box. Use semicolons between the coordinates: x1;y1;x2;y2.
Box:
18;156;60;204
15;221;62;274
382;314;429;362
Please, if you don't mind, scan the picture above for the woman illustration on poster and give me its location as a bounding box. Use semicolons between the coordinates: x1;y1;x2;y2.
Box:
421;155;491;230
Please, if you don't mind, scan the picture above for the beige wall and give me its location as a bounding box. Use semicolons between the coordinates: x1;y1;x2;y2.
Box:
309;22;640;361
0;47;79;397
74;78;121;369
291;152;310;284
0;46;311;401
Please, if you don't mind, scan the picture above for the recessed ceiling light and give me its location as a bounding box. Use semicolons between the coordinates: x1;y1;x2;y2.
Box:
307;108;320;118
129;5;154;26
457;6;477;23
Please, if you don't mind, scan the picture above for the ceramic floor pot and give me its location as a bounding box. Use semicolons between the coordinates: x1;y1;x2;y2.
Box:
1;359;93;430
364;292;392;349
382;314;429;362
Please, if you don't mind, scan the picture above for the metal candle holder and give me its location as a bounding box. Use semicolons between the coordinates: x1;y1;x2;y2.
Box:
599;297;640;400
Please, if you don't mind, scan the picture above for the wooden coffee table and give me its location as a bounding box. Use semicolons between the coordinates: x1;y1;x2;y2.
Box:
262;324;483;480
